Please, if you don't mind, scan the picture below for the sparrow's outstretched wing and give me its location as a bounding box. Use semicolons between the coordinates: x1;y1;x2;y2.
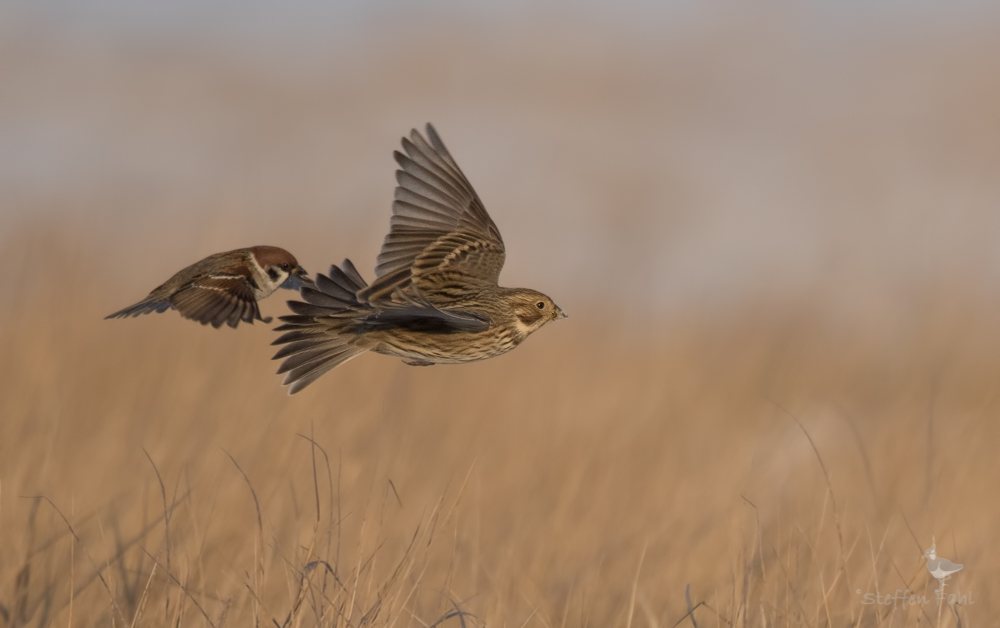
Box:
360;124;506;304
105;298;173;319
171;274;267;328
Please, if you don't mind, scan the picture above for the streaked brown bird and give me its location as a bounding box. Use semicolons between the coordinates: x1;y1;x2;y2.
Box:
107;246;312;328
273;124;565;393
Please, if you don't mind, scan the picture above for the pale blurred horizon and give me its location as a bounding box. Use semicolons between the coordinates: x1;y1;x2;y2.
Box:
2;1;1000;320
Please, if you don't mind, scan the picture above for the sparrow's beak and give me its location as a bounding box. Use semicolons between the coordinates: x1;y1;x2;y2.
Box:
294;265;314;286
554;305;568;320
282;266;314;290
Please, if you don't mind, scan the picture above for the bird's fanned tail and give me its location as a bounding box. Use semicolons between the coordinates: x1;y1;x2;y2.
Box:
272;259;369;394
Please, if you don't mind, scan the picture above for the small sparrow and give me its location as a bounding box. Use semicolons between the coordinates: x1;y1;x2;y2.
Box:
272;124;565;393
107;246;312;328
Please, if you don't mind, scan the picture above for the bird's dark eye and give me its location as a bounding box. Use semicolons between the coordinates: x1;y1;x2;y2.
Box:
281;264;291;271
536;301;545;309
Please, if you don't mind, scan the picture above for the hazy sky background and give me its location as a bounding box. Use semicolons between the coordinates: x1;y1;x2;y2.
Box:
2;1;999;318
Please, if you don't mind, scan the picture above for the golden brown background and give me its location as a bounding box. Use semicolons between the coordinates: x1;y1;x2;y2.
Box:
2;3;1000;626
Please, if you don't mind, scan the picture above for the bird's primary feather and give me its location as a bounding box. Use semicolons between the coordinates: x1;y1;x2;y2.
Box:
171;275;262;328
361;124;505;303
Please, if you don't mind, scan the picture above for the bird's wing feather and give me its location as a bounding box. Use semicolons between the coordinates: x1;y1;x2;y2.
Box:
359;296;491;332
361;124;505;303
171;274;263;328
284;282;490;332
105;298;173;319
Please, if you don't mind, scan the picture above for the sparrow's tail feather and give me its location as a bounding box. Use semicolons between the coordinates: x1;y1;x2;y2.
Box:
272;259;370;393
105;298;173;320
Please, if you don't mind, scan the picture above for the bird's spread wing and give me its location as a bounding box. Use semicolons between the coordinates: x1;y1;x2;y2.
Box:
361;124;505;303
171;274;265;328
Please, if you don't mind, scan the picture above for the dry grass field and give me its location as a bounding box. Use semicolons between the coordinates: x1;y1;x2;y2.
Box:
2;7;1000;627
1;223;998;627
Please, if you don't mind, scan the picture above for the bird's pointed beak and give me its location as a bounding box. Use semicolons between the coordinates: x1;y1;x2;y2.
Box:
282;266;314;290
296;266;315;287
554;305;567;320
